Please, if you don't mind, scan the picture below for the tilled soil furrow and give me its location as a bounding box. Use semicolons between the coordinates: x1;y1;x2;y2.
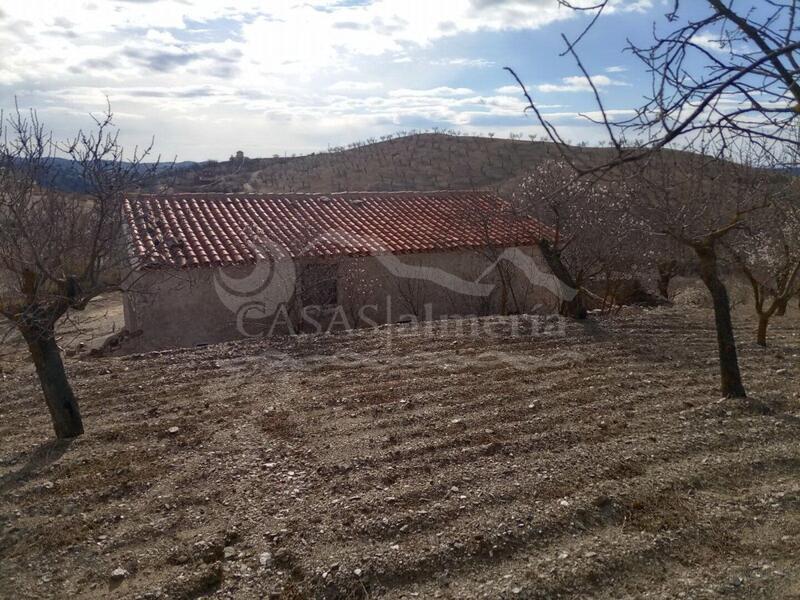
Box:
305;376;723;454
310;447;800;597
1;306;798;599
302;430;798;553
299;386;738;479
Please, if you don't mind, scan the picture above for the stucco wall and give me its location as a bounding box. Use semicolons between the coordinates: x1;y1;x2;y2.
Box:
122;246;561;352
122;268;244;353
334;246;559;328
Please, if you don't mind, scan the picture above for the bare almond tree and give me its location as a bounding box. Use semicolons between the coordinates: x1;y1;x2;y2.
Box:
0;105;162;438
504;1;799;398
507;1;800;173
654;244;692;300
629;149;772;398
515;160;646;318
727;180;800;346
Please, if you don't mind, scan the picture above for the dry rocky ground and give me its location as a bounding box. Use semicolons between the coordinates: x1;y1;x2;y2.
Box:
0;304;799;599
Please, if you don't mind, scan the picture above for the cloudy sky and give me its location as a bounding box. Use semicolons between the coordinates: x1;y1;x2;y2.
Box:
1;0;682;161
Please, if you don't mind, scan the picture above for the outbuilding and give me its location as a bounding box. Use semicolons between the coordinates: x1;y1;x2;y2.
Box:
121;191;567;351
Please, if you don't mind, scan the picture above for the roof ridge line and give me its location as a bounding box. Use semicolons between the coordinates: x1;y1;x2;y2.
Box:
126;189;497;200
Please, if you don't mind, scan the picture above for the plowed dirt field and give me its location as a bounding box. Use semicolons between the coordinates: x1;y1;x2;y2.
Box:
1;306;799;599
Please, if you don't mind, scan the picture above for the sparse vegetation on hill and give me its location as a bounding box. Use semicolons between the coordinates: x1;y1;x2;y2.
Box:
157;133;617;195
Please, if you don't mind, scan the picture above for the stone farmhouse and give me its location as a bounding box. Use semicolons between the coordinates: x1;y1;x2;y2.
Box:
121;191;566;352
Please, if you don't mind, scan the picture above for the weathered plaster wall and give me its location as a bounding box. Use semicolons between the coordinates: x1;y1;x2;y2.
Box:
335;246;559;328
122;266;253;353
122;246;561;352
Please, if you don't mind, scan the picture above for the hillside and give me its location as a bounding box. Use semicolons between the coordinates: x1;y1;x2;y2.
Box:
158;134;617;195
38;158;197;194
45;134;789;196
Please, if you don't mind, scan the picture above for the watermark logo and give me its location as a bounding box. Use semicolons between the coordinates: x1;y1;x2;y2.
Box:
213;235;296;335
372;246;575;302
213;228;576;346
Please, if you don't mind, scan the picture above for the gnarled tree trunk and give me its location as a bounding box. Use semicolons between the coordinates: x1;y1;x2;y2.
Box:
741;268;785;348
538;240;587;320
22;324;84;439
657;259;678;299
694;243;747;398
756;314;770;347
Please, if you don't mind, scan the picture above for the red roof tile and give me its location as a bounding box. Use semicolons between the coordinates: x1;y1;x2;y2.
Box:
123;191;554;269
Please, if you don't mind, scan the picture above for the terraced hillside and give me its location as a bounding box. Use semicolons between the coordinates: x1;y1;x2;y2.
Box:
158;133;615;195
1;306;799;599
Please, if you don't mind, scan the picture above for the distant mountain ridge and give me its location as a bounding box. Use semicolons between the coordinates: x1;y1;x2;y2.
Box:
47;133;790;196
39;157;199;193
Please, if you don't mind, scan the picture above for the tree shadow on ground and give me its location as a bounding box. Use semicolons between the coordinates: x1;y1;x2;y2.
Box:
0;438;73;496
574;317;613;342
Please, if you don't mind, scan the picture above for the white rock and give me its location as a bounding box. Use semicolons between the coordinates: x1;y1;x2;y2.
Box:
110;567;129;581
259;552;273;566
168;427;179;434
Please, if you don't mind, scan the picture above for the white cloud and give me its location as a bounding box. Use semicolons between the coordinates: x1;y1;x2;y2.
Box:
388;87;476;98
537;75;630;93
492;84;570;100
328;81;384;92
542;108;637;122
0;0;657;86
144;29;180;45
691;33;730;53
619;0;653;12
432;57;496;68
0;0;646;159
0;0;590;85
605;66;627;73
495;84;526;95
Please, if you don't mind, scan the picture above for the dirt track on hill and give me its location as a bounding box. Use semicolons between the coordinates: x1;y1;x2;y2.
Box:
1;307;799;599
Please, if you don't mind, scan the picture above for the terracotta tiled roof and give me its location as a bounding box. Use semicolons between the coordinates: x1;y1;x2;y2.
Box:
123;191;554;269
